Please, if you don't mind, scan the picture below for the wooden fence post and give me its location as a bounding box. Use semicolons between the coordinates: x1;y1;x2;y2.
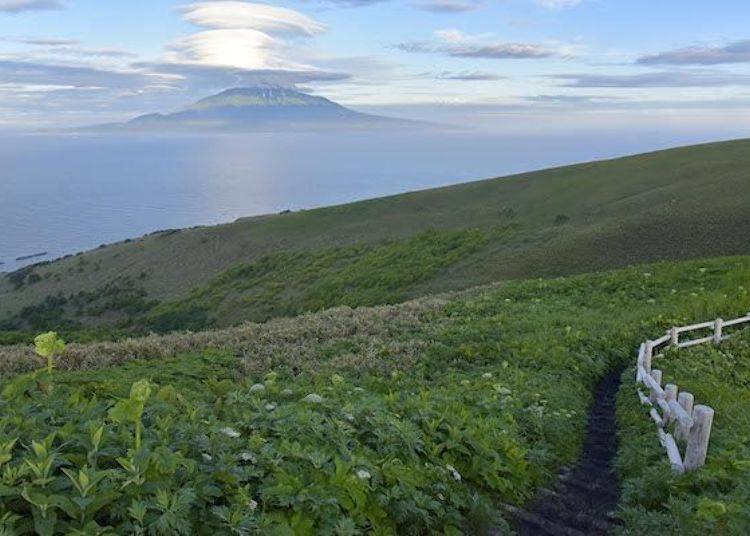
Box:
650;370;663;403
684;405;715;471
670;327;679;346
713;318;723;344
676;392;694;442
644;340;653;373
664;384;678;425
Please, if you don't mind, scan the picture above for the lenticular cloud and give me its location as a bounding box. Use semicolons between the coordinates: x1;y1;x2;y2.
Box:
181;2;326;36
170;2;325;71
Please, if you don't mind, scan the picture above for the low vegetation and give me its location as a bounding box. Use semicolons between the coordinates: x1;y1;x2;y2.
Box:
617;329;750;534
0;255;749;532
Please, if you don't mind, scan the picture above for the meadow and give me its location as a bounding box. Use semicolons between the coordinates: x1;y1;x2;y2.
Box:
1;255;749;533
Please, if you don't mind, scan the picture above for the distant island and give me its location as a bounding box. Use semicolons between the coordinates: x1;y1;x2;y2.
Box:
86;86;420;133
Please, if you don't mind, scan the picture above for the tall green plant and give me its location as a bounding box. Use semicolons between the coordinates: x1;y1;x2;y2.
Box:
34;332;66;374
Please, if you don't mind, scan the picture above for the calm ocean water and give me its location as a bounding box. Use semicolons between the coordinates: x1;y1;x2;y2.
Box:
0;128;739;272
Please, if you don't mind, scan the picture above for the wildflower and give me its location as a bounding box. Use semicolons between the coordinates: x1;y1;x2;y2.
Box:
238;452;256;463
482;372;492;379
460;379;470;386
220;427;241;438
202;453;213;462
280;388;294;397
249;383;266;394
493;384;512;396
265;403;277;411
353;387;365;393
643;272;652;278
344;413;355;422
356;469;371;480
249;499;258;512
303;393;323;404
446;464;461;482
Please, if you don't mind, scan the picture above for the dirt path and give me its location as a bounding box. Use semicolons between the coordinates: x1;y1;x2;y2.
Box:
505;370;622;535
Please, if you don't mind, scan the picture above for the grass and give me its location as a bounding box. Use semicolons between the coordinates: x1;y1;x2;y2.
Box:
617;328;750;534
3;138;750;335
1;255;750;532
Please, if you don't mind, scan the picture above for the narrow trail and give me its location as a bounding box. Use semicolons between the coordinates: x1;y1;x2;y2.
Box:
505;370;623;535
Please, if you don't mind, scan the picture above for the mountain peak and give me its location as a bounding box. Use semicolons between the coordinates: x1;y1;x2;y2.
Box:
189;86;339;111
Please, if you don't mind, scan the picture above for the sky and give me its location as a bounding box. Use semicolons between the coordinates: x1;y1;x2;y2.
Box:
2;0;750;129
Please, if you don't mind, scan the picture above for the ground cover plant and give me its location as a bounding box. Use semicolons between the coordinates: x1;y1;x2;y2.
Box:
617;328;750;534
0;255;748;533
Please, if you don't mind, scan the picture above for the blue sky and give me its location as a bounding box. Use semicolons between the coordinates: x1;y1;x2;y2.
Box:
2;0;750;127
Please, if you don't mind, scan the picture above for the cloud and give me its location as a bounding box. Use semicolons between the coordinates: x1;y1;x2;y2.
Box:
134;61;348;89
301;0;388;7
396;29;559;59
181;2;325;35
431;70;503;80
534;0;583;9
17;38;137;58
523;94;622;104
0;0;63;13
0;59;164;89
163;2;330;77
638;40;750;66
412;0;482;13
552;70;750;88
19;38;78;46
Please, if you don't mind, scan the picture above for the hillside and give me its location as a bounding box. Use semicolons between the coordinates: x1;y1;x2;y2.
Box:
2;138;750;338
0;255;748;532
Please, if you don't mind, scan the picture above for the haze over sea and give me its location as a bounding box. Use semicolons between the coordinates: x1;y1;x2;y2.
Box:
1;125;745;273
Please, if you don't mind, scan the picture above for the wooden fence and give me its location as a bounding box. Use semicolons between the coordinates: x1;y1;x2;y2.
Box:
634;313;750;473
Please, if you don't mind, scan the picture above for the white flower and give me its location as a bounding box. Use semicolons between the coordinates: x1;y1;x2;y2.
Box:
249;383;266;394
202;453;213;462
303;393;323;404
344;413;355;422
356;469;371;480
220;427;241;438
239;451;256;463
446;464;461;482
280;388;294;397
482;372;492;379
249;499;258;511
265;403;277;411
353;387;364;393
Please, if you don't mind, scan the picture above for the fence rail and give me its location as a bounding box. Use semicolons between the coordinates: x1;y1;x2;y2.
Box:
634;312;750;473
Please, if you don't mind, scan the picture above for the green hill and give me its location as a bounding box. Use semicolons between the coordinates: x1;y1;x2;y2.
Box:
2;138;750;338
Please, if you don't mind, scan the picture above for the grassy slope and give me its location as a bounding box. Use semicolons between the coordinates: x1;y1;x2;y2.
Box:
1;255;749;532
2;138;750;332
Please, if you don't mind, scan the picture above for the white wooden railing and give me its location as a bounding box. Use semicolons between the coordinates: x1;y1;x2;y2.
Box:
634;312;750;473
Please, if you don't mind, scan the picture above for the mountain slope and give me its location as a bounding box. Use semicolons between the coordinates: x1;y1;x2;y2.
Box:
2;138;750;336
94;86;407;132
